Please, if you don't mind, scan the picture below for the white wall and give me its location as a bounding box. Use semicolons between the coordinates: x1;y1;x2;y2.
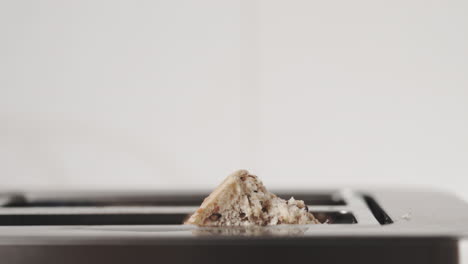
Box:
255;0;468;195
1;0;467;197
0;0;242;189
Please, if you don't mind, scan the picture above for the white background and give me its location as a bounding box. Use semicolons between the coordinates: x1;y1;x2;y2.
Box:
1;0;467;192
1;0;468;258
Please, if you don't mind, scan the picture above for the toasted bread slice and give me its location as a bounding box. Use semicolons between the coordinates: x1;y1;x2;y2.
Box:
185;170;319;226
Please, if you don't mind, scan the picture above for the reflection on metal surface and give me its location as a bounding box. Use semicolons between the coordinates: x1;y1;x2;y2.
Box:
192;226;309;236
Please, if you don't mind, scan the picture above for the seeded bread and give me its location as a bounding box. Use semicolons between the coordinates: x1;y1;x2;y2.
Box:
185;170;319;226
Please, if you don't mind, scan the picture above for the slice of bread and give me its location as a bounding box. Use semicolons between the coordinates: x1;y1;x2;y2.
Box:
185;170;319;226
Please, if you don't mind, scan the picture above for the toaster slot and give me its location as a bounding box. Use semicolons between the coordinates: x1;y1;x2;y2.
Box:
313;211;357;224
4;192;345;207
3;194;207;207
0;191;361;226
363;194;393;225
0;213;188;226
0;210;356;226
